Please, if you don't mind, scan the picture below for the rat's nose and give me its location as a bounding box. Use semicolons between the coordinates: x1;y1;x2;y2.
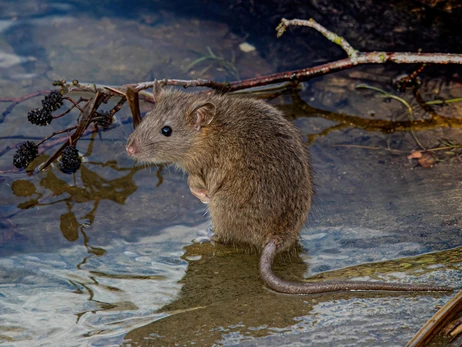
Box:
126;138;138;155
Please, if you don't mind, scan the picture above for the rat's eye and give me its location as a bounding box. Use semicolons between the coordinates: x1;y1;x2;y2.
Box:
161;126;172;137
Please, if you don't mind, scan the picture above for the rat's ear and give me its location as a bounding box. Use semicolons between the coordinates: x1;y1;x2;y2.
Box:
152;80;163;103
188;102;216;131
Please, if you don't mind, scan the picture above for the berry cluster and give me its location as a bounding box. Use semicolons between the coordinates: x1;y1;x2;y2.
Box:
27;90;63;126
59;145;81;173
13;141;38;169
42;90;63;112
27;108;53;126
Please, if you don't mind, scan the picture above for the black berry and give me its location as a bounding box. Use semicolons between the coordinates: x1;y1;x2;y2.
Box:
41;90;63;112
59;145;81;173
13;141;38;169
27;108;53;126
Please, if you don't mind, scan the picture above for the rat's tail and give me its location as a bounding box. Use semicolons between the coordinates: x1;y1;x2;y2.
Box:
259;240;452;294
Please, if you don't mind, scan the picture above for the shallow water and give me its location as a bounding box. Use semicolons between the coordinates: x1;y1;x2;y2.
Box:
0;1;462;346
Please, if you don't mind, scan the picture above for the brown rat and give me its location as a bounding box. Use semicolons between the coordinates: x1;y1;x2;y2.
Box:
126;82;451;294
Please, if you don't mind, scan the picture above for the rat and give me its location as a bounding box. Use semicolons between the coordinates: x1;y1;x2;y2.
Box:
126;81;451;294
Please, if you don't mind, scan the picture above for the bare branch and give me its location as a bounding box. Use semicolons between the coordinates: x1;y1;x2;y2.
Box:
226;52;462;92
52;47;462;98
63;51;462;96
133;78;229;92
36;126;78;148
277;18;358;60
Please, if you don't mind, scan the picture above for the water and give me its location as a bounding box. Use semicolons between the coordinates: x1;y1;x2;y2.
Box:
0;1;461;346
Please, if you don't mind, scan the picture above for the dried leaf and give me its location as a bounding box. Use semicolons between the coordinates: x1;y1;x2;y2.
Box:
126;87;141;129
417;152;436;168
407;151;423;159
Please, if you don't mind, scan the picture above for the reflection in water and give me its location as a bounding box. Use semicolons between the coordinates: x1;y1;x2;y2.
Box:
0;224;201;346
123;240;461;346
9;158;148;247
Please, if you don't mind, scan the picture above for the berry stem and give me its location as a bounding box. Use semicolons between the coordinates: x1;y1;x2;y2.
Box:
63;97;86;113
36;126;78;147
53;108;73;119
53;97;87;120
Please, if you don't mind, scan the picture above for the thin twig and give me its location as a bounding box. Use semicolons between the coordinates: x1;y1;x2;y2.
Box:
109;97;127;116
63;97;86;113
36;126;78;148
228;52;462;92
53;98;87;119
126;50;462;93
331;144;406;152
395;64;426;91
276;18;358;60
134;78;229;91
54;46;462;96
332;144;461;153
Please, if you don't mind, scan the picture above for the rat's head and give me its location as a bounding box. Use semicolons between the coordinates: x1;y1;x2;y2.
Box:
126;82;216;167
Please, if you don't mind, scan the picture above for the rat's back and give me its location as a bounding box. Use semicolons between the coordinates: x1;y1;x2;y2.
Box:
202;95;313;250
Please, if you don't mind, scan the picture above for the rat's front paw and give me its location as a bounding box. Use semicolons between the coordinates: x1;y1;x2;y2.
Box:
189;186;211;203
187;175;211;203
